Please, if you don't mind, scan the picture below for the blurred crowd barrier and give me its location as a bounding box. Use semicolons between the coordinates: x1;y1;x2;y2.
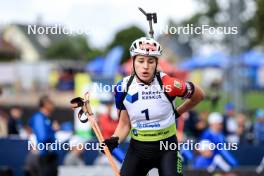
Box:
0;138;264;176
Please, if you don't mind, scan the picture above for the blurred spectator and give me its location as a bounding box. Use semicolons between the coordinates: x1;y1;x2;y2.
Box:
236;113;253;144
201;112;224;141
183;111;198;138
48;68;59;90
196;111;209;137
207;80;221;110
24;126;40;176
183;111;208;138
254;109;264;145
0;87;8;137
28;95;58;176
57;68;74;91
193;140;236;173
60;121;73;132
193;140;214;169
98;100;119;139
24;152;39;176
223;103;239;143
193;140;235;172
52;120;60;132
200;112;238;171
8;106;23;135
0;110;8;137
64;136;86;166
235;113;246;144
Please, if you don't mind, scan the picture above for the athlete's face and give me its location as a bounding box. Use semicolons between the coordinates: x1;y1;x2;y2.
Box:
134;55;157;83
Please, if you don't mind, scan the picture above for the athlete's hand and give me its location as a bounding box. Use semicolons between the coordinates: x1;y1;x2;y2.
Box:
101;136;119;154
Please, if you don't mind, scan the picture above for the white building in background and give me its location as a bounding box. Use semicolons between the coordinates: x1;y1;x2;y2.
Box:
3;24;40;61
3;24;66;62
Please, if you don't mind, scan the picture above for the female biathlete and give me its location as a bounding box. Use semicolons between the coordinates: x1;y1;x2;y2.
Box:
103;37;205;176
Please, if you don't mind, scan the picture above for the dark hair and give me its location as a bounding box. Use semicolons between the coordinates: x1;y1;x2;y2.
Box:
39;95;51;108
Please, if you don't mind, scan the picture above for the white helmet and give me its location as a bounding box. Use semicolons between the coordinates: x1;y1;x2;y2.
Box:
130;37;162;57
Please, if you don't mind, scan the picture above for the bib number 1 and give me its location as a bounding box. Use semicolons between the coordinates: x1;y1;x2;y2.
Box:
141;109;150;120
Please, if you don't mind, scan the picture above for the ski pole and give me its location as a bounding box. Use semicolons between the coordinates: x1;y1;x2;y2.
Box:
70;93;120;176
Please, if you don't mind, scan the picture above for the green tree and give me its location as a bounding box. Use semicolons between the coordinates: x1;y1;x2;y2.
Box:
107;26;145;62
45;35;103;60
170;0;264;51
255;0;264;45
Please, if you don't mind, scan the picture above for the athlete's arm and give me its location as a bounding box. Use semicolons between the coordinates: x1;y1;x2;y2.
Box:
161;74;205;115
112;110;131;143
112;80;132;143
176;84;205;114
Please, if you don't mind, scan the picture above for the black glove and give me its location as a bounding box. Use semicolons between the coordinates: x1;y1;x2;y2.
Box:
101;136;119;154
